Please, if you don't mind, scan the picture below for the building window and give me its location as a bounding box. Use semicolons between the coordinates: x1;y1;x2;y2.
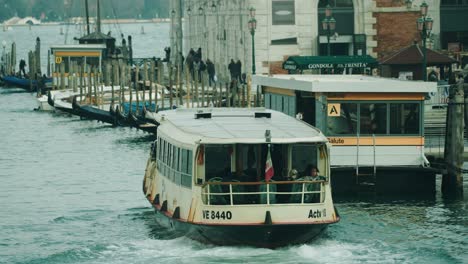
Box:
271;37;298;45
272;0;295;25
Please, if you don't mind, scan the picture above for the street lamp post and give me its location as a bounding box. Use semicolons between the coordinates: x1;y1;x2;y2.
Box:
210;1;216;61
187;3;192;50
248;7;257;105
321;5;336;56
417;1;433;81
248;7;256;75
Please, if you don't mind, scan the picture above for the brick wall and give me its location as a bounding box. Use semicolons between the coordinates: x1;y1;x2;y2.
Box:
268;61;289;75
373;12;421;59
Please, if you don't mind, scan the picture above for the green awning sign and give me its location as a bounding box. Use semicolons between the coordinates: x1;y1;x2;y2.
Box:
283;55;378;71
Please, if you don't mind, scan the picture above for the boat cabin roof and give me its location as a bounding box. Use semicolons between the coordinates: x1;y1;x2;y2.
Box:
148;108;328;145
253;74;437;94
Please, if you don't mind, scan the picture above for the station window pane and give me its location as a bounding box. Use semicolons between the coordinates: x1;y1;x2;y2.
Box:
389;103;420;135
360;103;387;135
327;103;357;135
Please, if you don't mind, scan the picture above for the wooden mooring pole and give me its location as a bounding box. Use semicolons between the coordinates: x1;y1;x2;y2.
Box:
464;81;468;138
443;76;464;198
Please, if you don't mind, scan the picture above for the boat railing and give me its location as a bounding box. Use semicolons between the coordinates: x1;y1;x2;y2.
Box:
201;180;326;206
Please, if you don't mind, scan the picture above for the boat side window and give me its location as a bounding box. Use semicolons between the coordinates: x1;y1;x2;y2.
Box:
390;103;420;135
181;149;193;188
174;146;180;185
151;141;157;160
162;140;167;164
327;102;357;135
360;103;387;135
157;137;161;161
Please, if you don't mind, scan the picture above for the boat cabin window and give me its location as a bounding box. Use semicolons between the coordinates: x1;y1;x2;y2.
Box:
201;143;327;205
327;101;422;136
156;137;193;189
291;144;319;177
205;145;232;182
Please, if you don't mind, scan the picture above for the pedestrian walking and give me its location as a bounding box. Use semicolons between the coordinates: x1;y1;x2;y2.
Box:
206;59;216;87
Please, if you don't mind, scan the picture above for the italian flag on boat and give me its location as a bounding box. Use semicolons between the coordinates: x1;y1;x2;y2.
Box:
265;145;274;181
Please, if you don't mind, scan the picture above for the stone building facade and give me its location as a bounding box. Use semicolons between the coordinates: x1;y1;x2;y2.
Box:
176;0;464;78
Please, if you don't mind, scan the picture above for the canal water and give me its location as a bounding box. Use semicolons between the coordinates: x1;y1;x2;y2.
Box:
1;24;467;264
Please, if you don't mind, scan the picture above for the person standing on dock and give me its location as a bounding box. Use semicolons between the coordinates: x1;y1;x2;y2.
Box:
235;59;242;83
164;47;171;62
186;49;195;78
195;47;202;62
198;60;207;83
228;59;236;81
206;59;216;87
19;59;27;77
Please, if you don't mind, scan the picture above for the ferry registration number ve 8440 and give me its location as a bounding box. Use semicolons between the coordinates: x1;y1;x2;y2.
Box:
202;210;232;220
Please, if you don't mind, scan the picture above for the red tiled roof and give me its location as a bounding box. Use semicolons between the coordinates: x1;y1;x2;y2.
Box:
379;44;457;65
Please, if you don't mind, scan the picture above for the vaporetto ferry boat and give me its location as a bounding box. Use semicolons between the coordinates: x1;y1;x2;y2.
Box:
142;108;339;248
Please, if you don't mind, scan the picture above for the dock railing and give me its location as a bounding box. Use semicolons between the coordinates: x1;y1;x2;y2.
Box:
425;84;450;109
201;180;325;206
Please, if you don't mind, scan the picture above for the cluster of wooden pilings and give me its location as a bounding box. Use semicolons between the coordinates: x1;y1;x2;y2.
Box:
53;57;260;111
0;42;16;76
0;38;45;92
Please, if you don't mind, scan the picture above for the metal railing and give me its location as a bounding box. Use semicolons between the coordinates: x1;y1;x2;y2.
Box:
201;180;325;206
425;85;450;107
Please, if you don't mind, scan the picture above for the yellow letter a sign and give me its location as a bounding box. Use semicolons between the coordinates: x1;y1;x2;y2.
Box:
328;103;340;117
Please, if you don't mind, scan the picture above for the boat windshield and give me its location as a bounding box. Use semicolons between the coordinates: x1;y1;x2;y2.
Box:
201;143;328;205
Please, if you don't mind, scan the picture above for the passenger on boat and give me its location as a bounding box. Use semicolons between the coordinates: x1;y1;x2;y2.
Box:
288;169;298;180
222;167;233;183
304;164;325;181
289;165;325;203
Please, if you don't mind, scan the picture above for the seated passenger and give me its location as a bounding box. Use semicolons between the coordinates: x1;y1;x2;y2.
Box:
288;169;298;181
304;164;326;181
289;165;324;203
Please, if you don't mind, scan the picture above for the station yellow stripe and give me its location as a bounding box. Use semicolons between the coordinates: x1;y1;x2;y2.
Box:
327;136;425;146
55;51;101;57
327;93;425;101
264;87;295;96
